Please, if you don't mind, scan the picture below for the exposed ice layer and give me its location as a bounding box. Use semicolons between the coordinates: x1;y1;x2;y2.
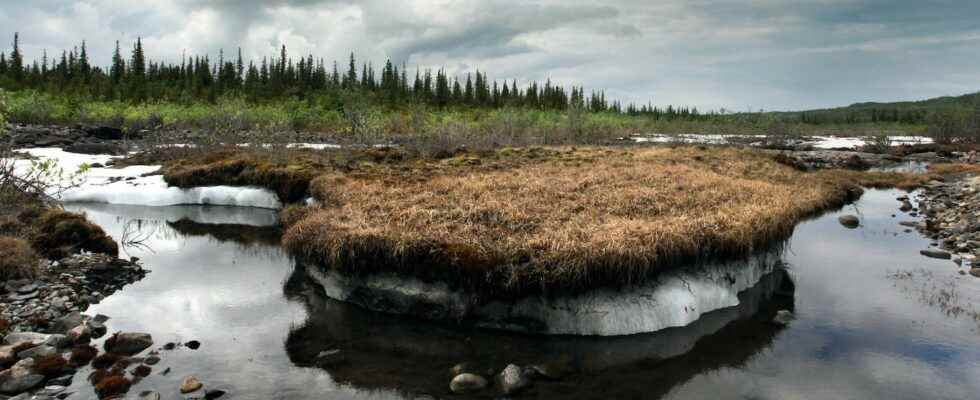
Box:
307;249;783;336
9;148;282;209
633;134;932;149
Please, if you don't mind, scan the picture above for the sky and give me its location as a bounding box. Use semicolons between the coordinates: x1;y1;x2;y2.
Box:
1;0;978;111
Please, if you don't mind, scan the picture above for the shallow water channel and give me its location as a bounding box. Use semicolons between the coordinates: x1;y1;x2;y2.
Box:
62;188;980;400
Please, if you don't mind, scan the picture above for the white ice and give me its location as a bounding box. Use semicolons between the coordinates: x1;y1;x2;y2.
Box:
633;134;933;149
9;148;282;209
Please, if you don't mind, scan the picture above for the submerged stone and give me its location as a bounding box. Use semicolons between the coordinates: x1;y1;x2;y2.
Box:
920;249;952;260
838;215;860;229
450;373;487;394
498;364;532;395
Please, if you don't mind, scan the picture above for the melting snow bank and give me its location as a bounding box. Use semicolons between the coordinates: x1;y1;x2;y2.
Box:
633;134;932;149
9;148;282;209
305;248;784;336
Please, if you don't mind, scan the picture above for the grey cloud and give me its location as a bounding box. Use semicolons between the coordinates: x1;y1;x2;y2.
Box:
1;0;978;111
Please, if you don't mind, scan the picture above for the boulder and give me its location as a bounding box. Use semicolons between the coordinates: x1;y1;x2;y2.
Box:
52;312;85;334
498;364;532;395
88;320;107;338
138;391;161;400
920;249;952;260
0;359;45;394
63;142;126;155
3;332;50;346
449;373;488;394
0;345;18;366
104;332;153;355
180;376;203;393
84;126;124;141
838;215;860;229
969;268;980;278
17;345;57;360
67;324;91;343
42;334;71;349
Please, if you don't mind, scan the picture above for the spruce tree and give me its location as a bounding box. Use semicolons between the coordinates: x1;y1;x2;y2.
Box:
10;33;23;82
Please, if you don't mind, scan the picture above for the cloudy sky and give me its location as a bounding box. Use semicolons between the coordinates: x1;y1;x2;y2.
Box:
1;0;978;111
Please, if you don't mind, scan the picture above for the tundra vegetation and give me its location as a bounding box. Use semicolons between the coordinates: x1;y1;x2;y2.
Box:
129;142;963;298
3;33;980;300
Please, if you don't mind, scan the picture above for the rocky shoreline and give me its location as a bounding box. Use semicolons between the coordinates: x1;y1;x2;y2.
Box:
906;175;980;277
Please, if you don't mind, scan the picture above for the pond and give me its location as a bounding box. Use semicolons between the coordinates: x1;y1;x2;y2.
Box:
61;188;980;399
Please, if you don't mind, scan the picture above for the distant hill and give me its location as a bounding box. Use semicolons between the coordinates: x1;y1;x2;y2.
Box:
778;91;980;125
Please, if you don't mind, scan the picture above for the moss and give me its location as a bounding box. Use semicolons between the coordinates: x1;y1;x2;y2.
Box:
131;364;151;377
0;236;40;280
33;354;70;377
30;209;118;259
92;352;126;370
70;344;98;367
94;375;131;399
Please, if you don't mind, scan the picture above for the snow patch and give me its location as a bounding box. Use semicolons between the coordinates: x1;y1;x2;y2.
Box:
8;148;281;209
633;134;932;149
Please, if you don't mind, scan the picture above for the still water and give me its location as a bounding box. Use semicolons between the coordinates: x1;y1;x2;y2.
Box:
63;189;980;399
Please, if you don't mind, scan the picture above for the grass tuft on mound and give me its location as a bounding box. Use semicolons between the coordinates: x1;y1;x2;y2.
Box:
31;209;119;259
0;236;40;280
282;146;925;298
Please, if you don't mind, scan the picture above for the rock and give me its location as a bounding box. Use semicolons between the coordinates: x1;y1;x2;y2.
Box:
498;364;532;395
528;360;570;380
162;342;176;351
450;363;474;376
64;142;126;155
67;325;91;343
0;346;16;366
47;375;72;387
15;284;38;294
900;201;914;212
16;345;57;360
92;314;110;324
84;126;124;141
41;334;70;349
144;355;161;365
88;320;107;338
970;268;980;278
104;332;153;355
185;340;201;350
3;332;49;346
450;373;488;394
138;390;161;400
314;349;345;367
51;312;85;334
180;376;203;393
205;389;227;399
772;310;795;326
920;249;952;260
838;215;860;229
35;385;66;396
0;359;45;394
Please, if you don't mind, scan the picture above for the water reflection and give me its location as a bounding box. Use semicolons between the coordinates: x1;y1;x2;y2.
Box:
60;188;980;400
284;265;795;399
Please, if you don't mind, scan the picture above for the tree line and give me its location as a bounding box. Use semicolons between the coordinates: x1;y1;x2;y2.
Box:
0;33;718;121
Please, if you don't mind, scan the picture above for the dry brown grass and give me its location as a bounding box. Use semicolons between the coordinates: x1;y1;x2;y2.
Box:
30;209;118;259
0;236;40;281
283;146;905;297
